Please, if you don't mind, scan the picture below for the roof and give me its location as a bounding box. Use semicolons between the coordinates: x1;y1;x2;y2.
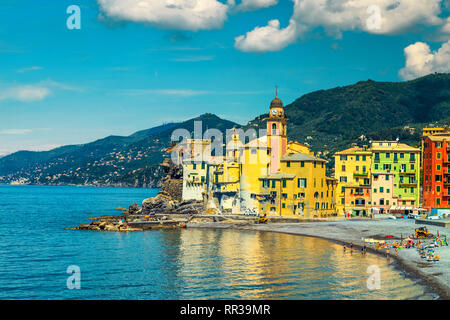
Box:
259;173;296;180
371;141;420;152
281;153;326;162
244;135;269;149
335;146;371;155
270;96;283;108
425;134;450;142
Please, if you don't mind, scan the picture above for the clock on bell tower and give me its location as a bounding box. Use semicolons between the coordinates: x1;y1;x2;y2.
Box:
266;88;287;174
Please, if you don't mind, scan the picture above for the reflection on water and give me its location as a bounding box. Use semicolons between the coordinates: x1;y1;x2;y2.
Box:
0;185;436;299
175;229;434;300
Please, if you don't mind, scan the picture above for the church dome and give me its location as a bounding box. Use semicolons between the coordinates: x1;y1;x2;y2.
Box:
270;96;283;108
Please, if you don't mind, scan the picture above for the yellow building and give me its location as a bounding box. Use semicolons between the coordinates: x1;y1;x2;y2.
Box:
178;92;337;217
259;153;336;217
240;135;271;212
334;146;372;215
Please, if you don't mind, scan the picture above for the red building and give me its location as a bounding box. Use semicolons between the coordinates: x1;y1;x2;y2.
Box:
422;135;450;209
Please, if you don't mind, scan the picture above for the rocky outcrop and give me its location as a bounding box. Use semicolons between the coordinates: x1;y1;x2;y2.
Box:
140;192;203;215
137;158;203;215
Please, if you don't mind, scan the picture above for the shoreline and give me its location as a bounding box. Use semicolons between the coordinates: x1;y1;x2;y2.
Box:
187;219;449;299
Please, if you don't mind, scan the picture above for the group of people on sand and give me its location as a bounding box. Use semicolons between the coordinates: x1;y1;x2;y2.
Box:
342;233;447;262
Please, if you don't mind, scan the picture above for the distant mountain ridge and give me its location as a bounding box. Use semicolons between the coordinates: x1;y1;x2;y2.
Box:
0;114;240;187
1;73;449;187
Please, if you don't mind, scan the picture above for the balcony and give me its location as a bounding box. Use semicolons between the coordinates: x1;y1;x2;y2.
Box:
399;171;416;175
353;172;368;177
399;182;418;187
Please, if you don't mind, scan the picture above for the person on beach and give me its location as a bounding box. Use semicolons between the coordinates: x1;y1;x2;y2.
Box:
350;243;353;253
343;245;346;252
386;247;390;259
362;243;367;255
395;247;398;257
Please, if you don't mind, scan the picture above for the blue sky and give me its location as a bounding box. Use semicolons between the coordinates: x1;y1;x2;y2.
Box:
0;0;449;156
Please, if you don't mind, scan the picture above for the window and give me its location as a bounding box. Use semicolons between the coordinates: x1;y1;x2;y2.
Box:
341;186;345;193
300;161;305;167
400;153;404;158
272;123;277;134
282;203;285;208
437;186;441;193
201;176;205;183
314;162;317;168
356;166;359;172
386;175;389;180
386;152;390;158
380;187;384;193
363;155;366;161
437;198;441;205
298;178;307;188
342;165;346;172
410;153;415;161
340;155;347;161
340;176;347;183
282;179;287;188
286;161;290;167
411;164;414;170
437;164;441;171
387;188;390;193
374;188;377;193
356;155;360;161
341;198;345;204
282;193;287;199
437;152;441;159
375;164;379;170
271;180;276;188
193;164;197;170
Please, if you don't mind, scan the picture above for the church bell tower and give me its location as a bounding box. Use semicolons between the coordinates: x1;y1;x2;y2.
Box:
266;88;287;174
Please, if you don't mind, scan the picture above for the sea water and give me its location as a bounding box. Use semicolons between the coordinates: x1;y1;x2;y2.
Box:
0;185;436;299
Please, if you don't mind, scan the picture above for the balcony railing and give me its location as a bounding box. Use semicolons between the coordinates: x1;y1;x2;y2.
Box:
353;172;368;177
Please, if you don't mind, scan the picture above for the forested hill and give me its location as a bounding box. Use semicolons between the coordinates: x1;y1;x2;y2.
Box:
1;73;449;187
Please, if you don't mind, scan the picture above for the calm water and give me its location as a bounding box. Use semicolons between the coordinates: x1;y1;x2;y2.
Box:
0;185;436;300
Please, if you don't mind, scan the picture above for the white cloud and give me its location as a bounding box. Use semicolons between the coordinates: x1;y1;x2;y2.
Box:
0;129;33;135
399;40;450;80
235;19;298;52
235;0;447;52
235;0;278;12
97;0;230;31
0;85;51;102
16;66;43;73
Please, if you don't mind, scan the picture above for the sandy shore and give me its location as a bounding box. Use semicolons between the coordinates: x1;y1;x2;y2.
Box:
187;218;449;299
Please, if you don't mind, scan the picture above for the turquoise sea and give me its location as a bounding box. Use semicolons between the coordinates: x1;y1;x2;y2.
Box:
0;185;437;299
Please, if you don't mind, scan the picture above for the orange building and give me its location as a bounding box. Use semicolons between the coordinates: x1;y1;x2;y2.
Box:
344;185;371;216
422;134;450;209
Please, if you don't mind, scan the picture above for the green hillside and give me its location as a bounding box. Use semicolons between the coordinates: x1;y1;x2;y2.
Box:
1;73;449;187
